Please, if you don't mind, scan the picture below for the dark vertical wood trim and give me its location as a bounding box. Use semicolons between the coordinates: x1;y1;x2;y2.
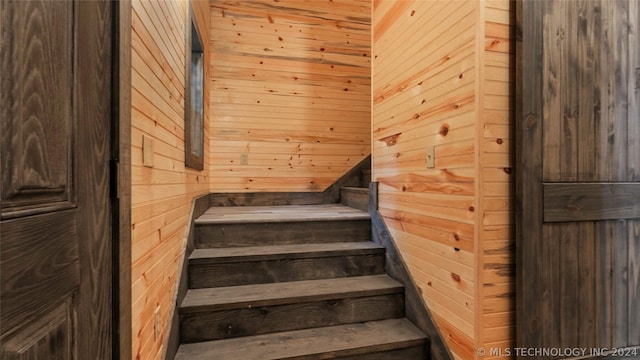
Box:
369;182;452;360
595;222;614;348
612;221;629;348
184;3;204;171
75;1;114;358
515;0;545;350
629;220;640;346
114;1;132;359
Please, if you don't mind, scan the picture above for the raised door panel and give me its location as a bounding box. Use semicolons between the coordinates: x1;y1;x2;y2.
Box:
2;301;75;360
1;1;75;218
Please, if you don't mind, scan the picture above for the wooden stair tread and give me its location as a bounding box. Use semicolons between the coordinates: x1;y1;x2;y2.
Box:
195;204;370;224
181;275;402;312
174;318;427;360
189;242;384;264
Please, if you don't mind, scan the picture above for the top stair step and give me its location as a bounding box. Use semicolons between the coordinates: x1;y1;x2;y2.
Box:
195;204;372;248
195;204;370;224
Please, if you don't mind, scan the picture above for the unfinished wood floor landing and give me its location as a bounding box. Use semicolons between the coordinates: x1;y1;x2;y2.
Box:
195;204;371;224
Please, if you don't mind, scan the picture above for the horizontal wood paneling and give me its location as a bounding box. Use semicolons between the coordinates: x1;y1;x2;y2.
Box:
479;0;514;355
373;0;514;358
373;1;480;358
209;0;371;192
130;1;210;359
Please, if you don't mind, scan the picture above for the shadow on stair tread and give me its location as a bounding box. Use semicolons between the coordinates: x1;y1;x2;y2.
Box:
175;318;428;360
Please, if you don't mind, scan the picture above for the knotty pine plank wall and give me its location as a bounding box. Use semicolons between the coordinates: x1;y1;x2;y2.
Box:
372;1;513;359
209;0;371;192
480;1;514;357
131;1;210;359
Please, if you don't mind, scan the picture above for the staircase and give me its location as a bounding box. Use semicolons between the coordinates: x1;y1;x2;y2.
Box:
174;185;429;359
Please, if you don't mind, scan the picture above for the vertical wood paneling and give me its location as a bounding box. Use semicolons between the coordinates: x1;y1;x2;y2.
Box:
373;0;514;358
517;0;640;355
209;0;371;192
130;1;210;359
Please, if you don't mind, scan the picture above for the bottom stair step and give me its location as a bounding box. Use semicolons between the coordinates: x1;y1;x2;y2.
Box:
174;318;428;360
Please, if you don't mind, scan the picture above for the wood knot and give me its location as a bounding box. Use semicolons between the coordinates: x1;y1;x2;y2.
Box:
468;206;475;212
439;124;449;136
496;138;503;144
410;10;415;16
526;114;537;129
566;205;580;212
453;233;460;241
530;318;538;331
451;273;461;282
379;133;401;146
503;167;512;174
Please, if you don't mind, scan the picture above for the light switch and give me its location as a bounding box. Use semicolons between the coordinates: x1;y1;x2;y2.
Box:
426;146;435;168
143;135;154;168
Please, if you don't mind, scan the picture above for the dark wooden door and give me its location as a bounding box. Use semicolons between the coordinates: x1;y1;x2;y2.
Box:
516;0;640;357
1;1;113;359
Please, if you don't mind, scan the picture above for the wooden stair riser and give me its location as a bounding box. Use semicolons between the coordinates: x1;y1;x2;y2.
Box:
361;170;372;188
180;293;405;343
340;187;369;212
327;345;427;360
195;220;371;248
189;254;385;288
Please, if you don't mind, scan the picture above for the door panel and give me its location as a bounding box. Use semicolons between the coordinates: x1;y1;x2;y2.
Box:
0;1;75;217
1;1;113;359
517;0;640;357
